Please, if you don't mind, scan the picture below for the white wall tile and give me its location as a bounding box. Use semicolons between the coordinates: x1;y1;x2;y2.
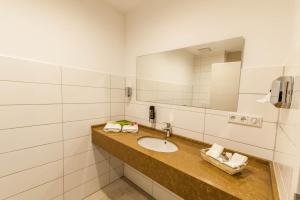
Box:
0;56;61;84
64;149;109;175
0;124;62;153
63;118;107;140
205;114;276;149
124;164;153;195
0;105;62;129
6;178;63;200
0;160;63;199
156;107;204;133
111;103;125;116
62;67;109;88
109;156;123;169
62;86;109;103
172;127;203;142
52;195;63;200
153;182;183;200
0;81;61;105
64;136;93;157
110;89;125;103
64;161;109;192
239;67;283;94
204;135;273;160
0;142;62;178
63;173;109;200
110;75;125;89
109;166;124;183
110;115;125;121
125;103;149;119
238;94;279;122
63;103;109;122
278;108;300;144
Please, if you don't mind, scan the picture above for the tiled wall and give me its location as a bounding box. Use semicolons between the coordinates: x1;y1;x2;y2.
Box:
273;68;300;199
125;66;283;161
137;79;193;106
273;1;300;198
192;54;225;107
124;164;183;200
0;56;125;200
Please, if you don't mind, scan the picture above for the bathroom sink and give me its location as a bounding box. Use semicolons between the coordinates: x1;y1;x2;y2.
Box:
137;136;178;152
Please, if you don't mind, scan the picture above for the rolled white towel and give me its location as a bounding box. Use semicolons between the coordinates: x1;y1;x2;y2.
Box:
206;143;224;159
224;153;248;169
104;122;122;132
122;124;138;133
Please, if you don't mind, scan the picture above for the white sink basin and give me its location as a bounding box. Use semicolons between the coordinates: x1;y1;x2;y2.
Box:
137;137;178;153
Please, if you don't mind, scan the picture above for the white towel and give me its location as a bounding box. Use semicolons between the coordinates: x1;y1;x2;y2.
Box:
206;143;224;159
104;122;122;132
224;153;248;169
122;124;138;133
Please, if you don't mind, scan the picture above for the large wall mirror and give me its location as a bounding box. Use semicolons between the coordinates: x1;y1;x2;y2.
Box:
136;37;244;111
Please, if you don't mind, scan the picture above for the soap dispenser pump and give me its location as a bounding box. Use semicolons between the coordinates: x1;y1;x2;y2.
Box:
149;106;156;123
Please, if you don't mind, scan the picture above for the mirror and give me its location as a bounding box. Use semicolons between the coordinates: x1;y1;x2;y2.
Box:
136;37;244;111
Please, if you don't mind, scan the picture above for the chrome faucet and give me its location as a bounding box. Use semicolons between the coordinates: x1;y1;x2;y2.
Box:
162;122;172;138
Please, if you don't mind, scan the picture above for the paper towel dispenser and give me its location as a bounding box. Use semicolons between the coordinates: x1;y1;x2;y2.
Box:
270;76;294;108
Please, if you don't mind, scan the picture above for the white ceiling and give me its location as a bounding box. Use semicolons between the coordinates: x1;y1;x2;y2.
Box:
105;0;147;13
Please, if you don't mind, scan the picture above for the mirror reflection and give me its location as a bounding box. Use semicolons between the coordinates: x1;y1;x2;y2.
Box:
136;37;244;111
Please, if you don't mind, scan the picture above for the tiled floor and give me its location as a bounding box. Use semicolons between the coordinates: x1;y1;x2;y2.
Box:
84;177;153;200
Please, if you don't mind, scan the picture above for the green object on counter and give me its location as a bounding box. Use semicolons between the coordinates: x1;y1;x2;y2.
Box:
111;120;132;126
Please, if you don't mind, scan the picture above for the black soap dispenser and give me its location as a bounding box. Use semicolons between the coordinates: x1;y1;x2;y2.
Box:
149;106;156;123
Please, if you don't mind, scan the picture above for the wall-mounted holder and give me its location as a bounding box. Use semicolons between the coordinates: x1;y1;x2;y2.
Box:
125;87;132;98
270;76;294;108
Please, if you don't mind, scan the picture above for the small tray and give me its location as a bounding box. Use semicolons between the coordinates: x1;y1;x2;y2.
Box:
200;148;247;175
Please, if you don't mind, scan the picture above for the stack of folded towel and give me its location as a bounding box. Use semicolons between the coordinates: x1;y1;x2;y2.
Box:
104;122;122;132
224;153;248;168
122;124;138;133
206;143;248;169
206;143;224;159
103;121;139;133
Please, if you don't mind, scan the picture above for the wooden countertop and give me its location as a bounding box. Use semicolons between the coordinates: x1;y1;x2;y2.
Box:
92;125;278;200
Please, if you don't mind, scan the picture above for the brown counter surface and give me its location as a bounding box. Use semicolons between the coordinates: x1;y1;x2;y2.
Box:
92;125;278;200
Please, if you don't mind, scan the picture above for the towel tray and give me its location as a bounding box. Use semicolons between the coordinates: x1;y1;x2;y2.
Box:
200;148;247;175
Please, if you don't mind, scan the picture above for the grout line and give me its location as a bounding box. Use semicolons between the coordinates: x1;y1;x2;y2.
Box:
63;172;110;195
61;84;111;89
64;169;110;194
0;159;63;179
128;102;206;114
0;122;63;131
0;103;62;106
63;116;111;123
64;101;127;104
0;140;63;155
63;146;96;159
63;134;91;142
62;116;110;124
60;66;65;200
63;157;109;177
204;134;274;151
203;108;206;142
49;194;63;200
0;79;61;86
277;124;297;147
109;75;112;121
63;145;106;160
272;106;281;161
0;122;62;132
2;176;64;200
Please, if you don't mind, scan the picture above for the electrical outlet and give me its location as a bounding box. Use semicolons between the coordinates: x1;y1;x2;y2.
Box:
228;113;263;128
